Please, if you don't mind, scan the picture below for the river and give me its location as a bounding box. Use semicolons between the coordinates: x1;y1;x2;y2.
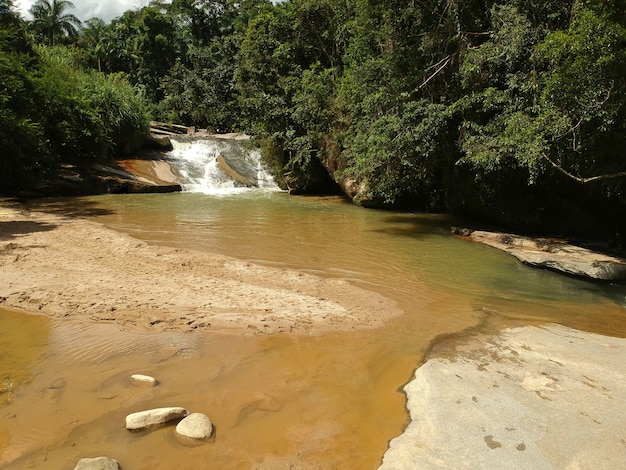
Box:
2;147;626;468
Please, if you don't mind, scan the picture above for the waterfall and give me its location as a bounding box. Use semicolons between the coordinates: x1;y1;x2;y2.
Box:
166;136;279;195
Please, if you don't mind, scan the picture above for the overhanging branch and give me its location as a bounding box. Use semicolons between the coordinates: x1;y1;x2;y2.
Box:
542;153;626;183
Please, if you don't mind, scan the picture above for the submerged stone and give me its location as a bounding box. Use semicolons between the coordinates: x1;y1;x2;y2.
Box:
74;456;120;470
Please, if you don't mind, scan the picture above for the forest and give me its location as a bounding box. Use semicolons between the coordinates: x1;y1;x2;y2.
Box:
1;0;625;245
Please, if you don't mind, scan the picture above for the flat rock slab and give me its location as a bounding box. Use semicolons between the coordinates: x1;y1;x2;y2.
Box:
74;456;120;470
125;407;189;431
380;324;626;469
453;228;626;281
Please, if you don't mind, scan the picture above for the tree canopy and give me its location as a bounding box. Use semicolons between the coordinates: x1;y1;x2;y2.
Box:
2;0;625;242
0;0;148;192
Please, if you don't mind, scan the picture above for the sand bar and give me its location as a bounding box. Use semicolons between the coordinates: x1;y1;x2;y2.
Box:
0;202;401;334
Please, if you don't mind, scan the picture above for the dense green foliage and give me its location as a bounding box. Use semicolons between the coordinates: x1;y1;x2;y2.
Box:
0;0;149;193
2;0;625;241
0;1;47;191
231;0;626;240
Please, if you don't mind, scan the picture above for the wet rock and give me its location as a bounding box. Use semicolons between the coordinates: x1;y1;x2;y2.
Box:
129;374;157;387
175;412;214;441
74;456;120;470
103;177;181;194
144;134;173;150
452;227;626;281
125;407;189;431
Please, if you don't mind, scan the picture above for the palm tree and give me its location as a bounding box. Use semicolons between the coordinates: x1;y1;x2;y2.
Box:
81;17;107;72
28;0;81;46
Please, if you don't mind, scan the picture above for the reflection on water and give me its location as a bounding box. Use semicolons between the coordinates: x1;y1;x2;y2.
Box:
3;192;626;468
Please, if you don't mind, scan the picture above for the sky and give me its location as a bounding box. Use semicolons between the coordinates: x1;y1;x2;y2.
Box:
15;0;166;23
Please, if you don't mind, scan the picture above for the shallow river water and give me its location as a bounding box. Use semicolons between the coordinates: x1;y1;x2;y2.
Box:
2;191;626;469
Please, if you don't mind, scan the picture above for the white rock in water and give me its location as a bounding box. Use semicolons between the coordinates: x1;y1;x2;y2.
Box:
175;413;214;440
74;456;120;470
125;407;189;430
130;374;157;386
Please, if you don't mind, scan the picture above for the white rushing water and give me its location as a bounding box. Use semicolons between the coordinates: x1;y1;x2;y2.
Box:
167;136;279;195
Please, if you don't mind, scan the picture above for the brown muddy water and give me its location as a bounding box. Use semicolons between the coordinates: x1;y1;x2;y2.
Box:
3;191;626;469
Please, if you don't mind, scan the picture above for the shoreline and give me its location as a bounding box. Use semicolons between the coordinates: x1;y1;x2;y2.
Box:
0;202;402;335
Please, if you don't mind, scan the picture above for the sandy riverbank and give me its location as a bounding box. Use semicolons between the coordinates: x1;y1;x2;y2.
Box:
0;202;401;334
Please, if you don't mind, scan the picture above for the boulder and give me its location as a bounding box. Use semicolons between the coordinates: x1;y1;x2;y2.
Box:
452;228;626;281
216;155;257;187
175;413;214;441
103;177;181;194
125;407;189;431
74;456;120;470
143;134;173;150
129;374;157;387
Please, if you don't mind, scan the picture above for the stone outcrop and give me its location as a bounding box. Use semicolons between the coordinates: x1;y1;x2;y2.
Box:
125;407;189;431
380;324;626;469
175;413;214;441
29;162;181;197
453;227;626;281
116;158;181;188
74;456;120;470
143;133;173;150
216;155;257;187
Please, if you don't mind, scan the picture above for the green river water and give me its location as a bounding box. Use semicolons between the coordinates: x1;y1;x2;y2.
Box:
2;191;626;469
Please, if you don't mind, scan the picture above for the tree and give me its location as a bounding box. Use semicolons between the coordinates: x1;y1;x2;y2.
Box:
0;0;51;193
1;0;150;195
160;39;241;130
102;7;177;101
158;0;272;129
79;18;107;72
0;0;16;18
457;3;626;186
28;0;81;46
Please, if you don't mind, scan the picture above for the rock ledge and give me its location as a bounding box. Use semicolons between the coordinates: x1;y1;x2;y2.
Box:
380;324;626;469
453;227;626;281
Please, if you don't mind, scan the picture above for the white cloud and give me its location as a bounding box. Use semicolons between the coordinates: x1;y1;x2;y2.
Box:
14;0;167;24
